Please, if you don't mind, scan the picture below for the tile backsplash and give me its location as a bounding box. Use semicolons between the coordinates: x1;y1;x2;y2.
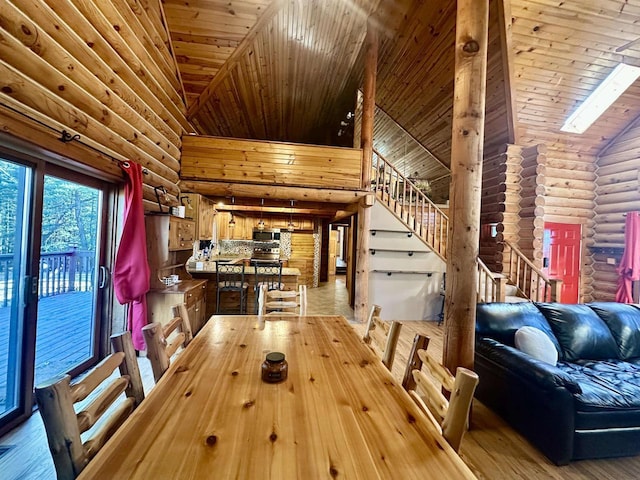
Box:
218;240;253;257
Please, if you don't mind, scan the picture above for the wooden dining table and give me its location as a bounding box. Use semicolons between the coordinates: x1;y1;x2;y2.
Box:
79;315;477;479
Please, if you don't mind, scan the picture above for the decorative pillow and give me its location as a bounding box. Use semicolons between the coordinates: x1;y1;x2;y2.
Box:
476;302;561;355
589;303;640;360
515;326;559;365
535;303;620;362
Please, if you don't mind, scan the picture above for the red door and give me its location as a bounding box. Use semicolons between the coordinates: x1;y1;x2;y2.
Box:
543;222;582;303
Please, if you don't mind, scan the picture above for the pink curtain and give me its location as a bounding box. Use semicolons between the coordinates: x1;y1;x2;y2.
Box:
616;211;640;303
113;161;150;349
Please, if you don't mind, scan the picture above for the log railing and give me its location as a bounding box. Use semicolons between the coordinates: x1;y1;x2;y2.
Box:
372;149;448;260
501;240;561;302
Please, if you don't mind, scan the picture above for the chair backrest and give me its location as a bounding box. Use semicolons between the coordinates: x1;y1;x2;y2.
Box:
402;333;431;390
409;348;479;451
258;284;307;316
362;305;402;370
35;331;144;480
252;260;283;290
215;261;246;290
252;260;283;310
142;303;193;383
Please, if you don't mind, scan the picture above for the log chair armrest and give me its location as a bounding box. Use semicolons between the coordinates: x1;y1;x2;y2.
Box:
476;338;582;395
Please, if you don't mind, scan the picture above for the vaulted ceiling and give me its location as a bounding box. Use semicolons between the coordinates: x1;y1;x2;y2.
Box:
162;0;640;193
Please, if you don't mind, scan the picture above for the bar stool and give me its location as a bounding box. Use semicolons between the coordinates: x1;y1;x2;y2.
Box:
252;260;283;313
215;261;249;314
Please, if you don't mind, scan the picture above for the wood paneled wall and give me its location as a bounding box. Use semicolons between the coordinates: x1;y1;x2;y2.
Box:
181;135;363;190
289;232;315;288
593;119;640;301
0;0;189;211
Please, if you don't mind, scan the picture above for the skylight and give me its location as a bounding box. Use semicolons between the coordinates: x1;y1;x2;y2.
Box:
560;63;640;134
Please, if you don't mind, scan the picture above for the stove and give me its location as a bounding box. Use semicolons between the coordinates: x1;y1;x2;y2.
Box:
252;240;280;260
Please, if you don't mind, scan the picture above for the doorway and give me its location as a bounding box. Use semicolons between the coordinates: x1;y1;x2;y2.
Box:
542;222;582;303
0;155;110;435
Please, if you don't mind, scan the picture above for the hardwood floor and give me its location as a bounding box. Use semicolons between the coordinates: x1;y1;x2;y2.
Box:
2;276;640;479
355;319;640;480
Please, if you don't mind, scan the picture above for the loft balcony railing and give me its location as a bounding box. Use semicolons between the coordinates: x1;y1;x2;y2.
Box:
0;249;95;307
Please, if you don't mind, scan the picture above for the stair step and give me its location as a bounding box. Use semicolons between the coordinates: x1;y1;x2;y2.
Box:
504;284;519;296
505;295;530;303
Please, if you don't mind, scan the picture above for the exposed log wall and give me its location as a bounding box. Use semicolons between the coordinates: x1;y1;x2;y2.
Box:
543;148;596;301
518;144;547;266
0;0;189;211
181;135;363;191
593;119;640;301
479;144;522;272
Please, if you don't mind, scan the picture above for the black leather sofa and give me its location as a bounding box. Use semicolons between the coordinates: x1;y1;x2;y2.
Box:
475;302;640;465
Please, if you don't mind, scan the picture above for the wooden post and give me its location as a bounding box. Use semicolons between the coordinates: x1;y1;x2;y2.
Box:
355;200;371;322
444;0;489;373
354;17;378;323
360;18;377;190
110;331;145;407
35;375;86;479
142;322;170;383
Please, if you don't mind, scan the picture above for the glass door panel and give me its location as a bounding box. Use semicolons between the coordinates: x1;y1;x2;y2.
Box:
0;159;31;422
34;175;102;386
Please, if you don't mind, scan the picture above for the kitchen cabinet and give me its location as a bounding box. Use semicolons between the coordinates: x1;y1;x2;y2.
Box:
146;280;208;334
168;216;196;251
146;215;194;289
145;214;208;334
217;212;251;239
182;193;217;240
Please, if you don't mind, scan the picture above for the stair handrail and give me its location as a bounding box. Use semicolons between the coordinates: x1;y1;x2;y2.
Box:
501;240;561;302
372;148;449;260
370;149;518;303
476;257;507;303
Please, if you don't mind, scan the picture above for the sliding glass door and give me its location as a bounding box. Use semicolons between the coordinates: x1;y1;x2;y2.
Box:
0;158;32;427
0;155;110;435
34;173;104;386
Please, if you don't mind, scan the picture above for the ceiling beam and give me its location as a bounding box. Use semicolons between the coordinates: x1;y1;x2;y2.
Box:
214;203;342;217
179;180;370;204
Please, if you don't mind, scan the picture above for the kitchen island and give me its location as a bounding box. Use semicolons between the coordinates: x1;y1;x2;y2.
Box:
186;259;301;316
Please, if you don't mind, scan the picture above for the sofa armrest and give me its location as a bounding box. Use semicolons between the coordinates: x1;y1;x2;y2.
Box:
477;337;582;394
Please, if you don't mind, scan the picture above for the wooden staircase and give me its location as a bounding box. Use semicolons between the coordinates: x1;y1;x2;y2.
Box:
372;150;558;303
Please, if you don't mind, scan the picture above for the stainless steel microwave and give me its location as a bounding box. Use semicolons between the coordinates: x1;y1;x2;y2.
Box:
252;228;281;242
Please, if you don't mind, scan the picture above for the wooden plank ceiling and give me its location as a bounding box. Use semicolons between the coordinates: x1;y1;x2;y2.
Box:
510;0;640;154
163;0;640;199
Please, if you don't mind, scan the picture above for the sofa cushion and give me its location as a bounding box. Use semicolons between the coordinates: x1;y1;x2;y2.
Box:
515;326;559;365
536;303;619;362
588;303;640;360
476;302;561;354
557;360;640;414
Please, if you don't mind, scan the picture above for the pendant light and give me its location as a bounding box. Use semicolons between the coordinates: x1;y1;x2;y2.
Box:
287;199;295;232
228;196;236;228
257;198;265;230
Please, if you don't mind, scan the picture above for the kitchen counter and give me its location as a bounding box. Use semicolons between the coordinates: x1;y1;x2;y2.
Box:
186;260;300;316
186;259;300;276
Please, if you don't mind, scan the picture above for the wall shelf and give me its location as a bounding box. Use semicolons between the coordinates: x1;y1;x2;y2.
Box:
370;248;430;256
372;270;436;277
370;229;412;237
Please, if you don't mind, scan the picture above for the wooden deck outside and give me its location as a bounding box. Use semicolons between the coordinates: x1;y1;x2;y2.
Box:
0;291;94;412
